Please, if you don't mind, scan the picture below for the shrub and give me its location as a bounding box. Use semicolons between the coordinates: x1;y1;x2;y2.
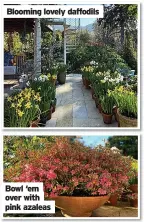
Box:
4;138;134;198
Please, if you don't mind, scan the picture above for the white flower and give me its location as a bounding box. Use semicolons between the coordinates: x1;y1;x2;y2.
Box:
34;77;37;81
10;86;14;90
38;76;42;81
19;78;24;83
120;76;124;81
26;81;30;86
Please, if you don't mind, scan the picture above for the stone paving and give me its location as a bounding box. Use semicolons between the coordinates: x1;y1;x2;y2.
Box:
46;74;118;127
54;201;138;217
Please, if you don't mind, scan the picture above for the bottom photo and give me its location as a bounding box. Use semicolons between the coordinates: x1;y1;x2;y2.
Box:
3;135;139;218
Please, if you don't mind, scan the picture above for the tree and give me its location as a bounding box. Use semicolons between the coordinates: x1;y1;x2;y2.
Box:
78;30;91;46
106;136;138;159
98;4;137;49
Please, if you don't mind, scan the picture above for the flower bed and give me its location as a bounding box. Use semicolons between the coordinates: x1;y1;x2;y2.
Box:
4;74;56;127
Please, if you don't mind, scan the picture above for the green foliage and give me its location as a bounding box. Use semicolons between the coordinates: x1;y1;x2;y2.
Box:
4;136;56;168
100;94;115;114
109;86;137;118
79;30;91;46
106;136;138;159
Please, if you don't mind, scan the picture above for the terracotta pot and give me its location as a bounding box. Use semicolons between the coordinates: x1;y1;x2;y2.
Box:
117;109;137;127
85;78;91;89
47;107;53;120
130;198;138;208
82;76;85;86
109;194;118;206
129;184;138;193
51;195;110;217
91;87;95;100
112;106;119;122
98;104;102;113
52;105;56;113
102;112;113;124
30;116;40;127
93;94;99;108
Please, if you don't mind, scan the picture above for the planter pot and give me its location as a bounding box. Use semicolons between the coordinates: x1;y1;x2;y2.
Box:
112;106;119;122
51;195;109;217
102;112;113;124
93;94;99;108
39;115;48;126
47;107;53;120
85;78;91;89
51;98;57;113
129;184;138;193
82;76;85;86
91;86;95;100
30;116;40;127
117;109;137;127
98;104;102;113
109;194;118;206
57;72;66;84
130;198;138;208
51;78;57;86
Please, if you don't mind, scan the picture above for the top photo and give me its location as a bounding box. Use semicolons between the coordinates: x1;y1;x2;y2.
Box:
3;4;139;128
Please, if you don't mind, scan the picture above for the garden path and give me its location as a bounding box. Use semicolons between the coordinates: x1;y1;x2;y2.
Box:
46;74;118;127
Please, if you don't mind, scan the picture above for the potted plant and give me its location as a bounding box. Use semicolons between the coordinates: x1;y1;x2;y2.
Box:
57;63;67;84
81;66;94;89
5;88;41;127
110;86;137;127
5;138;134;217
100;94;115;124
127;193;138;208
128;159;138;193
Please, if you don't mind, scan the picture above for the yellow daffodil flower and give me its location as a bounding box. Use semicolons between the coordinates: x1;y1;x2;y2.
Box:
25;102;32;109
17;110;24;117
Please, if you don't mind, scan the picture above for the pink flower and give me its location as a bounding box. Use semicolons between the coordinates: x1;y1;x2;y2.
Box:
47;170;57;180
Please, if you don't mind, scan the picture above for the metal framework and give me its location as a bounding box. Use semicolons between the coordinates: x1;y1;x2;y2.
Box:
64;18;80;64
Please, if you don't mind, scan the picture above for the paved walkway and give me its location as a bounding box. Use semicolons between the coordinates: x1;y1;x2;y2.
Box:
46;74;118;127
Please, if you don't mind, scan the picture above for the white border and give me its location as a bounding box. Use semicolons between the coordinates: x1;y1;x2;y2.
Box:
1;2;141;130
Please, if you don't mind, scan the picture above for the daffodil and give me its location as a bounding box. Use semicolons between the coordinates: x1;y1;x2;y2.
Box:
11;103;15;108
17;110;24;117
25;102;32;109
7;97;12;102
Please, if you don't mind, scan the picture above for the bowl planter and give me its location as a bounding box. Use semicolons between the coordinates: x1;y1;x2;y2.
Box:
117;109;137;127
93;94;99;108
30;116;40;127
102;112;113;124
129;184;138;193
50;195;110;217
85;78;91;89
47;107;53;120
57;73;66;84
130;198;138;208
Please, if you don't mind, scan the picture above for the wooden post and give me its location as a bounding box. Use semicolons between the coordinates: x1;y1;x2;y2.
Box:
34;18;41;77
64;19;66;65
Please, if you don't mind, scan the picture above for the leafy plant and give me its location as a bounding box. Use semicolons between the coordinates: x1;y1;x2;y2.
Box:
100;94;115;114
4;137;134;198
4;88;41;127
109;86;137;118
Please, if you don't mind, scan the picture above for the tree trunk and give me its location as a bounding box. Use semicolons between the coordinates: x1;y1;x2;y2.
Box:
120;24;125;49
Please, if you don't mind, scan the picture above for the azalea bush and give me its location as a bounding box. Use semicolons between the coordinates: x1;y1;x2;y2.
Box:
4;138;134;198
4;88;41;127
